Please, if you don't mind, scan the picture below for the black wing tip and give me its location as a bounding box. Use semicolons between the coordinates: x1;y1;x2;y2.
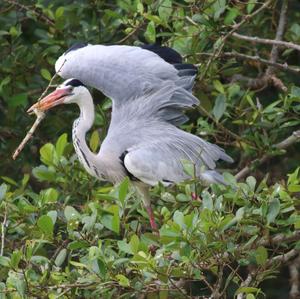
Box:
65;42;88;55
140;43;183;64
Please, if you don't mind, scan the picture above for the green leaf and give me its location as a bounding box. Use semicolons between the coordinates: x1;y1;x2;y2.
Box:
43;188;59;203
223;172;237;186
0;183;7;202
145;21;156;43
116;274;130;287
158;0;172;23
224;7;239;25
212;0;226;20
89;130;100;153
55;248;67;267
213;94;226;121
267;198;280;224
181;159;195;177
55;133;68;158
173;210;185;229
40;143;56;166
0;256;10;267
41;68;52;81
235;287;261;296
118;177;129;205
288;185;300;192
213;80;225;94
64;206;81;221
10;250;22;268
102;205;120;234
32;165;56;182
202;191;213;210
37;215;54;236
55;7;64;19
246;176;256;191
129;234;140;254
47;210;58;225
255;246;268;265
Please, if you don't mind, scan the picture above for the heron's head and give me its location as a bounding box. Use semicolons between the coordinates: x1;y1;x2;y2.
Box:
27;78;88;113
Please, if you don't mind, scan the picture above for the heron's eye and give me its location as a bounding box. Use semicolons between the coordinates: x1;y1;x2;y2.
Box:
68;86;74;92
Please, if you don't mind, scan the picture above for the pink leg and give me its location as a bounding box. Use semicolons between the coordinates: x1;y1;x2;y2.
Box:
146;205;159;232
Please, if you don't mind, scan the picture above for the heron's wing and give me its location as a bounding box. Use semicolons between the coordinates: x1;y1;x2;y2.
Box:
109;82;199;128
55;43;197;107
122;129;233;186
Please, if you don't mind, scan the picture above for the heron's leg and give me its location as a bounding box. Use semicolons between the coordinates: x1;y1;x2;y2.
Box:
135;184;159;232
145;204;158;231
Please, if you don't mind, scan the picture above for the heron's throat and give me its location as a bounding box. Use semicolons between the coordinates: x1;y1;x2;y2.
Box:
72;95;98;177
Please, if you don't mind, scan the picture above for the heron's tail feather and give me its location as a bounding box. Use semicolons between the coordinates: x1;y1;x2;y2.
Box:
199;170;227;185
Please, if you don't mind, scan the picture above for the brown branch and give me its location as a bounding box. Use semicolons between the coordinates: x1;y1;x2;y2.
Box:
196;52;300;75
232;33;300;53
236;272;254;299
267;249;299;266
200;0;273;81
0;205;7;256
267;0;288;75
258;230;300;247
289;255;300;299
222;52;300;75
235;130;300;180
229;1;289;92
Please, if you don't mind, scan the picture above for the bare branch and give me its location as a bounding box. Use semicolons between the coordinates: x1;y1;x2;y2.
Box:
200;0;273;80
289;255;300;299
0;205;7;256
12;61;66;160
222;52;300;75
236;130;300;180
236;273;254;299
258;230;300;247
267;249;299;266
228;1;289;92
232;33;300;53
267;0;289;75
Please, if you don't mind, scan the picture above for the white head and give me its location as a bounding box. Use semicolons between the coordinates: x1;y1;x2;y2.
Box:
27;78;90;113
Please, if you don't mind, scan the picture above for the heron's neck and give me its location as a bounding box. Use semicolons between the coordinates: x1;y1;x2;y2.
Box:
72;94;98;176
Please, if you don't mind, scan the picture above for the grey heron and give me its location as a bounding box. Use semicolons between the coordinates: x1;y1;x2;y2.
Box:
28;43;233;231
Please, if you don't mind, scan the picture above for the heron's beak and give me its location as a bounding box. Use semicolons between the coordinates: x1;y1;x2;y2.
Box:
27;88;71;114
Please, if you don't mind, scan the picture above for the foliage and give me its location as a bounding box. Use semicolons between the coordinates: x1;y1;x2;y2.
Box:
0;0;300;298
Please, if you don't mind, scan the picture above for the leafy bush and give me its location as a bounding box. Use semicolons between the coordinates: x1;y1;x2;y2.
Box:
1;0;300;298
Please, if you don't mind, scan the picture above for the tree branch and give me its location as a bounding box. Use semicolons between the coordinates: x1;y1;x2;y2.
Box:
258;230;300;247
230;1;289;92
267;0;288;75
289;255;300;299
267;249;299;266
200;0;273;80
235;130;300;180
0;204;7;257
232;33;300;53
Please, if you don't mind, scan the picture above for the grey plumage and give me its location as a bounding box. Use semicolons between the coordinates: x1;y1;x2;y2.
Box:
53;43;233;187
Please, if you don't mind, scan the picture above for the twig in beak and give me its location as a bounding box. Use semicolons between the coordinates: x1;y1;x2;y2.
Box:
12;109;45;160
12;59;66;160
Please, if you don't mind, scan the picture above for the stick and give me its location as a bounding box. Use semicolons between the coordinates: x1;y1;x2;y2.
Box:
232;33;300;52
12;60;66;160
235;130;300;180
12;109;46;160
0;205;7;256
